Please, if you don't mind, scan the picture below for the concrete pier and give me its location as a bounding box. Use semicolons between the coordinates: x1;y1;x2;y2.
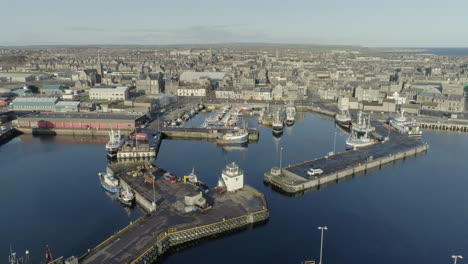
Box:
79;163;269;264
158;126;260;141
264;121;429;194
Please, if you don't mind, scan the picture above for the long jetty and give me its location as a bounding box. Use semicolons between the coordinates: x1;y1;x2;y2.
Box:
146;126;260;141
79;163;269;264
264;121;429;194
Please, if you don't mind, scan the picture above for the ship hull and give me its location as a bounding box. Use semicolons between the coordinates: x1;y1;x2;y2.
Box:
99;174;119;193
335;119;351;128
345;141;374;150
101;182;119;193
286;119;295;126
216;135;249;144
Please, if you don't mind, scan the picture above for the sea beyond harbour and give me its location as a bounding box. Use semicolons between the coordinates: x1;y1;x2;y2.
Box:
1;112;468;263
370;48;468;56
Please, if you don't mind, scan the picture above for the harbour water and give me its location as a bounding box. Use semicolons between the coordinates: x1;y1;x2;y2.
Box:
1;112;468;263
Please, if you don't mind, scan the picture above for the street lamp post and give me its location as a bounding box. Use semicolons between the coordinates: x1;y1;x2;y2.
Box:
152;175;156;212
318;226;328;264
279;147;283;170
333;129;337;154
452;255;463;264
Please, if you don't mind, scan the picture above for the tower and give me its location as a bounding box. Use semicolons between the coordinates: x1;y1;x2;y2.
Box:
96;50;104;83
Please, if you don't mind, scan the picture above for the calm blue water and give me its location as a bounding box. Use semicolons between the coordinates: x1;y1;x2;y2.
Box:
371;48;468;56
2;112;468;263
0;135;142;263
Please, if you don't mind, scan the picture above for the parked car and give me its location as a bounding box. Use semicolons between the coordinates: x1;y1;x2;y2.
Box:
307;167;323;176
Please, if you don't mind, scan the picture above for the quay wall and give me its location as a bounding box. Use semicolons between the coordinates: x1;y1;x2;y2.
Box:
131;208;270;264
161;130;259;141
418;121;468;132
265;143;429;194
17;127;120;136
297;106;336;117
107;166;155;212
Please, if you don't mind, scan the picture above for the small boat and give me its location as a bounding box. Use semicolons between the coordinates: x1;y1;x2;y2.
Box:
181;113;190;122
99;172;119;193
106;130;125;158
118;187;134;206
258;117;263;125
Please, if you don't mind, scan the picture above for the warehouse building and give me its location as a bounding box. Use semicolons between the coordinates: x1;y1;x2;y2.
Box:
11;97;59;111
15;112;147;131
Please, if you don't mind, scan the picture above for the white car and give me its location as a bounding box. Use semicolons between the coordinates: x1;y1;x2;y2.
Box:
307;168;323;176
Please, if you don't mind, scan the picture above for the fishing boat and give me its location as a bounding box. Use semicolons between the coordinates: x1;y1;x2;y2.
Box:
272;111;284;134
118;187;135;206
286;103;296;126
345;130;374;150
216;128;249;144
105;130;125;158
389;110;422;137
98;172;119;193
335;109;352;128
352;111;373;134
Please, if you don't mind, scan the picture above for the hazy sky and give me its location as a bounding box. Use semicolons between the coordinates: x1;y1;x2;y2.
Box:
2;0;467;47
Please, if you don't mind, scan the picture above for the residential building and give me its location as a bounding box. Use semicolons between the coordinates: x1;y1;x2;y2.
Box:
89;86;129;101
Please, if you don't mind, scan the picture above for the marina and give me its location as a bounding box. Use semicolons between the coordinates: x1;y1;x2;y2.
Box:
2;112;468;264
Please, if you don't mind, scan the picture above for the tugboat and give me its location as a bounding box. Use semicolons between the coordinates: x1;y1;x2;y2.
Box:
98;172;119;193
389;110;422;137
286;106;296;126
118;187;135;206
272;111;284;135
106;130;125;158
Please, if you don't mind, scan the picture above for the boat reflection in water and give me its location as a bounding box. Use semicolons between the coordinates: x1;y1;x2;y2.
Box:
219;142;248;152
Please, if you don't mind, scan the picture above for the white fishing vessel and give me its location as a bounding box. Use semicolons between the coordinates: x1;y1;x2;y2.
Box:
389;110;422;137
272;111;284;133
352;111;373;134
98;172;119;193
286;101;296;126
106;130;125;157
345;130;374;150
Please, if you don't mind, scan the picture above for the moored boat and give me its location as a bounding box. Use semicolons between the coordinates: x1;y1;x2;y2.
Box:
389;110;422;137
99;172;119;193
118;187;134;206
106;130;125;158
345;130;374;150
216;129;249;144
335;110;352;128
272;111;284;132
286;101;296;126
